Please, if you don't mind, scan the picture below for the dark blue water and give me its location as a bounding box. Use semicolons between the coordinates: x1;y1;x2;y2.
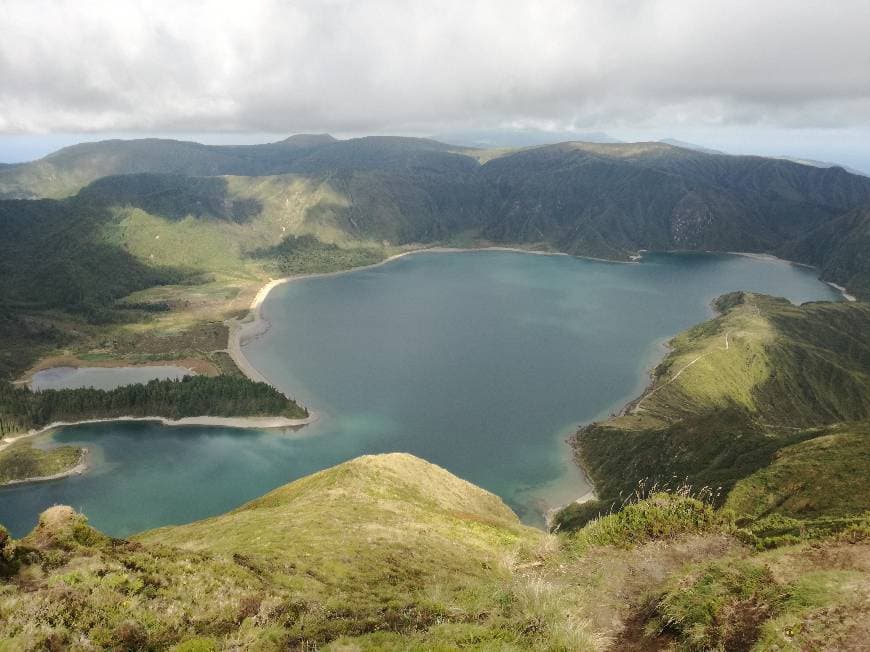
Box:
0;251;841;537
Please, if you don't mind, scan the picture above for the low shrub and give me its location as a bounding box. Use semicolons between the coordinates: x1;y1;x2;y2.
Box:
569;493;730;551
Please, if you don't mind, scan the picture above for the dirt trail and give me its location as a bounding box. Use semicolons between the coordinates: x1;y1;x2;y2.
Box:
632;332;731;413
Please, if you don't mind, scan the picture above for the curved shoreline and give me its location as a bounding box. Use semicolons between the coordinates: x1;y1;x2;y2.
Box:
226;243;855;526
226;245;636;388
0;413;319;456
228;244;856;403
725;251;856;301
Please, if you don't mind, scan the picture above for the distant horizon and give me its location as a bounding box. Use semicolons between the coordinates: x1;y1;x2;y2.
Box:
4;1;870;173
2;128;869;176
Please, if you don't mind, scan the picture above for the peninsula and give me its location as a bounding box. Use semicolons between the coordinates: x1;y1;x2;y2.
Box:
0;375;309;485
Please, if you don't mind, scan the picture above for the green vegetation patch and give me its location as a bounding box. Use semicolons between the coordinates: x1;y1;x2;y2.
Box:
726;421;870;520
252;234;387;276
567;493;730;551
737;512;870;550
0;441;82;484
635;542;870;651
651;560;792;650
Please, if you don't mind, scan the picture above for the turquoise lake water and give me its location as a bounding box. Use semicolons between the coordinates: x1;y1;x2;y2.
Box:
0;251;842;537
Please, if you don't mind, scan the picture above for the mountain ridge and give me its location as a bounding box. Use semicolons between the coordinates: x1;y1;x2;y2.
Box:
3;135;868;297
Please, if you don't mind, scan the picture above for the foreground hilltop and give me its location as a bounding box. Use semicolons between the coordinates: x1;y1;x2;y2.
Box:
1;451;868;650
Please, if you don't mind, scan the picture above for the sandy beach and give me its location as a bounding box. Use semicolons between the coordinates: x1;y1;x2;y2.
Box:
826;281;857;302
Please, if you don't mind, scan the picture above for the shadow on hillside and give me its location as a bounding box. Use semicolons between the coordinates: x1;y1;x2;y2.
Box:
76;174;262;223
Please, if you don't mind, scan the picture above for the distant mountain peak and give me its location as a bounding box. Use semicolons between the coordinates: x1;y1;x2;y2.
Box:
277;133;337;147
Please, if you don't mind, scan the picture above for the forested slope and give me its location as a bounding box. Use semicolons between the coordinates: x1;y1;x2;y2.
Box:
779;206;870;298
4;136;870;298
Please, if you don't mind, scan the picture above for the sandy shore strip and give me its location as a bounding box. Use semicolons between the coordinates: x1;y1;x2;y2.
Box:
1;448;91;487
826;281;857;302
725;250;857;302
226;245;638;387
0;413;318;455
725;250;816;267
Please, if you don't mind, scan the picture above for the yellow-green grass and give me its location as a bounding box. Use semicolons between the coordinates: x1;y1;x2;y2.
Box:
726;421;870;520
626;293;776;424
105;208;266;278
0;442;82;484
0;454;595;650
226;173;354;246
566;493;730;552
617;293;870;428
138;454;537;603
2;454;868;650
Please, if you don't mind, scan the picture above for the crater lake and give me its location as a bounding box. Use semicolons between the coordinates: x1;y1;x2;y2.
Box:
0;251;842;536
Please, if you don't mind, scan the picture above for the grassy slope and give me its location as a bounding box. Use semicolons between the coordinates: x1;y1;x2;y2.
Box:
726;421;870;520
1;454;867;650
0;454;554;650
569;293;870;525
139;454;534;611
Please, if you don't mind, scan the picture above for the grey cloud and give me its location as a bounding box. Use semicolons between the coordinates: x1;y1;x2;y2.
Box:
1;0;869;134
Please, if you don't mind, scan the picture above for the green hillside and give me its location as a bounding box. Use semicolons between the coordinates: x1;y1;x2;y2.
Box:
725;421;870;520
2;135;870;384
780;206;870;299
0;135;337;199
1;453;867;650
477;142;870;261
3;136;870;291
0;170;408;380
557;293;870;533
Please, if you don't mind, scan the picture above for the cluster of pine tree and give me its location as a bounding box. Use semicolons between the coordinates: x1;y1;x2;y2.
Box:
0;375;307;437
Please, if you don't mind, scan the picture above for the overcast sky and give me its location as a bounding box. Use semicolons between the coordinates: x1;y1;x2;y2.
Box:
2;0;870;170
